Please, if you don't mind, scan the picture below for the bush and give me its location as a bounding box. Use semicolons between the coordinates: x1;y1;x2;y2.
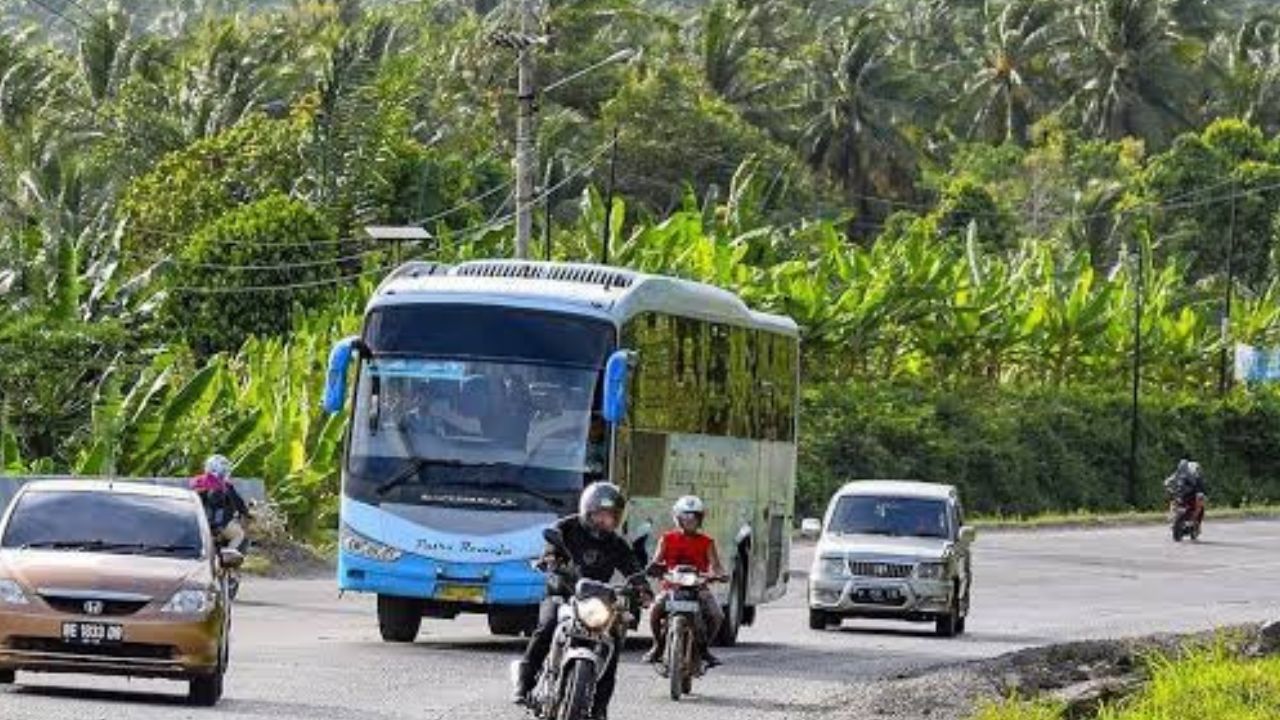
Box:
161;195;344;356
799;381;1280;519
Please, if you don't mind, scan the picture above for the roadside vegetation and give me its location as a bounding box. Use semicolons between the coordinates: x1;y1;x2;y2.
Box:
5;0;1280;538
975;646;1280;720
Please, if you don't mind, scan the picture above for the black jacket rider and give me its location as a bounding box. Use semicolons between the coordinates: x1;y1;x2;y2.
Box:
518;514;643;718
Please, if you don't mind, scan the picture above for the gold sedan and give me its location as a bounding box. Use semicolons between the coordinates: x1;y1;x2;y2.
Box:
0;479;241;705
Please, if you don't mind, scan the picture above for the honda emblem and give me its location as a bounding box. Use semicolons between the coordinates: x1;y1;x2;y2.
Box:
83;600;104;616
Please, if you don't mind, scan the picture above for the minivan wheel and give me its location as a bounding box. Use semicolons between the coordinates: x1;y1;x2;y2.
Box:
808;609;832;631
0;669;15;684
188;671;224;706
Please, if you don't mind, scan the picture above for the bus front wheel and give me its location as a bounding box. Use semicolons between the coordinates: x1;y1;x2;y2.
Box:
715;557;746;647
377;595;423;643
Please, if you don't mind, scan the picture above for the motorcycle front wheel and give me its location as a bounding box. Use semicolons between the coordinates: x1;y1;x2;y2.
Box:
668;616;690;701
558;659;595;720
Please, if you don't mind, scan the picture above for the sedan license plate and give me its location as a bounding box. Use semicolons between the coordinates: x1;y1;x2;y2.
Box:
435;584;485;604
62;622;123;645
666;599;700;613
853;587;903;605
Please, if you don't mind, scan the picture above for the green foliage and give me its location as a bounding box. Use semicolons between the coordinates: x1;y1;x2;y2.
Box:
799;381;1280;519
161;195;343;356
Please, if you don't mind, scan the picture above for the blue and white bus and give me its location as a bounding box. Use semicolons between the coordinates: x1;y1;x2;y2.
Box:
323;260;798;643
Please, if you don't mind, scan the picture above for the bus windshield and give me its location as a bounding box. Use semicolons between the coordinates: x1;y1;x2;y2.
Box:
345;305;615;511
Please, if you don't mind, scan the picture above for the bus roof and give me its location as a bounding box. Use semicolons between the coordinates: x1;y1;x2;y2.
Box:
368;260;799;337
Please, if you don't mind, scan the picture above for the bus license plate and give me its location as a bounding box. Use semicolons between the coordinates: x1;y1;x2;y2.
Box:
666;600;700;613
62;622;123;645
435;584;485;604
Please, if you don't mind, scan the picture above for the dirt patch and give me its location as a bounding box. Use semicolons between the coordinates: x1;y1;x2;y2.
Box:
816;623;1277;720
244;536;335;579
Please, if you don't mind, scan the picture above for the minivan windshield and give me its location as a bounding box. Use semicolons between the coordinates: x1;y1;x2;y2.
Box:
2;491;205;559
827;496;951;540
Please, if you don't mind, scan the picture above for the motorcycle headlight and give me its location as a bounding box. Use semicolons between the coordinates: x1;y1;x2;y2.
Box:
916;562;947;580
161;588;217;615
673;571;701;587
816;556;847;579
0;579;30;605
575;598;614;630
340;526;403;563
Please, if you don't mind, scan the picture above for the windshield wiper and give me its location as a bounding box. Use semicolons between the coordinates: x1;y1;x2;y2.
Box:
376;457;475;496
19;540;197;554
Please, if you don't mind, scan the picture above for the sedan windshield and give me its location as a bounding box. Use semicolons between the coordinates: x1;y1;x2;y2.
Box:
2;491;205;559
828;496;951;540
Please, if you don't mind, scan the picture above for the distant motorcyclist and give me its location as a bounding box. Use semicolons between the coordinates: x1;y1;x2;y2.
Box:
190;454;250;551
1163;459;1207;504
642;495;727;669
513;482;645;719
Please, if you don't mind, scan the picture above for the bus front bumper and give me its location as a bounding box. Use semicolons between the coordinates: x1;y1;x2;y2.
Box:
338;550;545;608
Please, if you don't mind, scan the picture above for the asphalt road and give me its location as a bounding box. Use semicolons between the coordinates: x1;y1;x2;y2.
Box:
5;519;1280;720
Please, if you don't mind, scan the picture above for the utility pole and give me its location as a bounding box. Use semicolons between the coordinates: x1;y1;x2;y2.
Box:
1218;180;1239;395
1129;240;1144;509
514;0;539;259
601;126;619;266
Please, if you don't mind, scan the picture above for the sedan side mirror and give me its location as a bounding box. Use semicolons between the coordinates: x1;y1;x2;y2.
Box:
219;548;245;569
958;526;977;545
800;518;822;539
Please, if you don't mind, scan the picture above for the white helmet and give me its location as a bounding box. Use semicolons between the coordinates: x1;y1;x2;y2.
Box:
1187;461;1202;478
205;454;232;480
673;495;705;520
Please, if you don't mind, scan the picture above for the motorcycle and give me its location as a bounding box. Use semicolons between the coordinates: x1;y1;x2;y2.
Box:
655;565;719;701
1169;492;1206;542
522;529;648;720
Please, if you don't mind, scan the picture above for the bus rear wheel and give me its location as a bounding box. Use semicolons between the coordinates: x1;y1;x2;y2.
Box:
377;595;423;643
715;557;746;647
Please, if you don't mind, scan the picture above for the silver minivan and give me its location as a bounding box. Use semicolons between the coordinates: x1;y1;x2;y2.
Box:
803;481;975;637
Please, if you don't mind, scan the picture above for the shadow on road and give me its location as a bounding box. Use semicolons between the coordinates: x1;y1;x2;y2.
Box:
7;684;404;720
8;684;187;707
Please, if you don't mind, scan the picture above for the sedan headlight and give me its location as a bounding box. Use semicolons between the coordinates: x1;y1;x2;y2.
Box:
916;562;948;580
161;588;217;614
816;556;847;579
0;579;29;605
340;526;403;563
575;598;614;630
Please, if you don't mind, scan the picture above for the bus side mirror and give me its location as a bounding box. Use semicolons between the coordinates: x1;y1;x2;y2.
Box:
958;526;977;545
602;350;636;425
323;336;362;414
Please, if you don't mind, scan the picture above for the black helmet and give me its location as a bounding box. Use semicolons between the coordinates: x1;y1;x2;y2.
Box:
579;482;627;536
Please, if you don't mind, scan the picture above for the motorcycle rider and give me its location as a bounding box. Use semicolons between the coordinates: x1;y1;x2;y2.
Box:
642;495;727;669
190;454;251;551
1164;459;1208;524
513;481;646;719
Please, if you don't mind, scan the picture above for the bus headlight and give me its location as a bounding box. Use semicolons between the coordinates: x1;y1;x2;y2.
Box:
575;598;614;630
340;526;403;563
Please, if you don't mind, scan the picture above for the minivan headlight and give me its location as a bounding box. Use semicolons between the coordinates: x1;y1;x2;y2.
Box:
916;562;948;580
0;579;29;605
162;588;217;614
816;556;847;579
340;526;403;563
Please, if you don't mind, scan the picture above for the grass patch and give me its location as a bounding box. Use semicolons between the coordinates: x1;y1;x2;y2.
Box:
975;647;1280;720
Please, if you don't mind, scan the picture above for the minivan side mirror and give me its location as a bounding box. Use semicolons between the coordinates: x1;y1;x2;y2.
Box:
800;518;822;539
219;548;245;569
958;526;977;545
602;350;637;424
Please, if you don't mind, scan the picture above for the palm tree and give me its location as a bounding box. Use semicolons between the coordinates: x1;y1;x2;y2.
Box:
799;10;919;233
1212;9;1280;134
1064;0;1205;145
700;0;793;125
962;0;1065;144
